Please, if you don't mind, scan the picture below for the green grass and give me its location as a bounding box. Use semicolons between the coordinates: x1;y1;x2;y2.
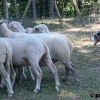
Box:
1;17;100;100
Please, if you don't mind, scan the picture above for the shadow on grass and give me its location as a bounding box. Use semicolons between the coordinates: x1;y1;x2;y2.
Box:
22;17;98;35
1;17;100;100
22;18;61;31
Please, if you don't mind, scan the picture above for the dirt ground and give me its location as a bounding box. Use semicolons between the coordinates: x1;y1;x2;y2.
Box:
1;18;100;100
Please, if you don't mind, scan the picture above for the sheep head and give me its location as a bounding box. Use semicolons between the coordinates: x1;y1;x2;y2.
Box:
8;21;25;32
25;28;33;33
32;24;50;33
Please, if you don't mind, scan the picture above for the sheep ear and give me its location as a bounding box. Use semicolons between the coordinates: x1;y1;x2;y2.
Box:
0;20;7;24
0;20;4;24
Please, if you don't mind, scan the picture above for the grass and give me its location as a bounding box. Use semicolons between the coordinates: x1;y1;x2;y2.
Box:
1;17;100;100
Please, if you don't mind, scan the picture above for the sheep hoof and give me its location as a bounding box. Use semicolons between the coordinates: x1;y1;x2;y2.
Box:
8;91;14;97
75;80;80;86
62;76;68;82
34;88;39;93
30;75;35;81
55;85;60;92
22;74;27;79
8;93;13;97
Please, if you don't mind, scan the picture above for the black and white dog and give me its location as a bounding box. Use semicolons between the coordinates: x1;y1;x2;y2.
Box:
90;31;100;45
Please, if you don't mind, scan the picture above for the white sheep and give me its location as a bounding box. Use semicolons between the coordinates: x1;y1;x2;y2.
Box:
31;24;50;33
7;21;51;81
25;28;33;33
0;20;80;85
2;21;49;81
0;38;16;97
8;21;73;57
4;37;60;93
8;21;74;82
25;24;50;33
8;21;50;80
8;21;36;80
32;24;73;57
8;21;50;34
8;21;25;33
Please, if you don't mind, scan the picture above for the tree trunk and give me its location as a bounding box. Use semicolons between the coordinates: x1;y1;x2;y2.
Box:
21;0;32;21
4;0;9;20
49;0;55;19
13;0;19;20
54;0;64;28
32;0;37;20
72;0;85;26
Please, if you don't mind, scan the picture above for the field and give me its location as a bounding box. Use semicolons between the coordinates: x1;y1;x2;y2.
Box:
0;17;100;100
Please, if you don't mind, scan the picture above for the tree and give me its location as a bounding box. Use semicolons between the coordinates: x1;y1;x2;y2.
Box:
21;0;32;21
49;0;55;19
4;0;9;20
54;0;64;28
13;0;19;20
32;0;37;20
72;0;85;26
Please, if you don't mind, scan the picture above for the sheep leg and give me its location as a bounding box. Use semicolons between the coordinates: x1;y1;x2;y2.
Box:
22;67;27;79
10;64;16;88
27;66;35;80
0;76;5;87
0;64;13;97
22;66;35;80
64;63;80;85
5;62;10;77
29;61;42;93
62;67;70;82
43;59;60;91
1;61;11;88
18;67;24;83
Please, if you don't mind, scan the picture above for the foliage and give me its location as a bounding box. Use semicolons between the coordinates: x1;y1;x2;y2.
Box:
0;0;100;21
0;1;4;18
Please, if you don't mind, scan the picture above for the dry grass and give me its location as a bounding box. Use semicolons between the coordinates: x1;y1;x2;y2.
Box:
1;17;100;100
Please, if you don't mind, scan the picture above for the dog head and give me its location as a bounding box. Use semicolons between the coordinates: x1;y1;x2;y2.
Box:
91;31;100;45
94;31;100;45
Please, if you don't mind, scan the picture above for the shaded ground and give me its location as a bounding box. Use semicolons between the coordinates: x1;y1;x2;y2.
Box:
1;17;100;100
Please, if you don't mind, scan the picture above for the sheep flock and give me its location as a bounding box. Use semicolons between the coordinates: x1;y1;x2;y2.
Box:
0;20;80;97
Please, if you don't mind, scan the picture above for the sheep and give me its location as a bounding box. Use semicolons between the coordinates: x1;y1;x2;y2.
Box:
32;24;73;57
3;37;60;93
25;28;33;33
8;21;73;56
8;21;25;33
25;24;50;33
8;21;73;58
0;20;80;85
8;21;74;81
7;21;47;80
0;38;15;97
8;21;35;80
8;21;50;80
31;24;50;33
8;21;50;34
8;21;33;33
